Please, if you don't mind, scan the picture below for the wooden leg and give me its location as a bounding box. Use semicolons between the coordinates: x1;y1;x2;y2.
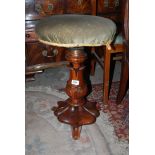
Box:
103;47;111;104
52;48;100;140
90;58;96;76
116;52;129;104
90;47;96;76
72;126;82;140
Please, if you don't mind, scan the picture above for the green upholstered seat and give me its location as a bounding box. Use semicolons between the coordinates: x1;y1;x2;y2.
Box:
35;14;116;48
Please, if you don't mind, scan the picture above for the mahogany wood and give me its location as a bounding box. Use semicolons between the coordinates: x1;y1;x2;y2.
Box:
116;0;129;104
103;46;111;104
103;44;125;104
26;42;66;65
52;48;100;139
116;49;128;104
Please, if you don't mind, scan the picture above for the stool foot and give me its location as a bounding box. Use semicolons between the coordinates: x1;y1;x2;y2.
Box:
72;126;81;140
52;100;99;139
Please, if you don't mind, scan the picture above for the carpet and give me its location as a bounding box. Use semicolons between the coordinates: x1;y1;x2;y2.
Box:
25;84;128;155
59;82;129;141
87;82;129;141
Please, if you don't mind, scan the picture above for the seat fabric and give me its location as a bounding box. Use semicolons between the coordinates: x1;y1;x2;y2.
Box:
35;14;116;48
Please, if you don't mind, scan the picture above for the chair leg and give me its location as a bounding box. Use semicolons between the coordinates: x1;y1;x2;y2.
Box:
116;54;129;104
90;58;96;76
103;47;111;104
90;47;96;76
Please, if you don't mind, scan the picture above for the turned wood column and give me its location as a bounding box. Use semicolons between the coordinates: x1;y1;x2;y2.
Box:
52;48;99;140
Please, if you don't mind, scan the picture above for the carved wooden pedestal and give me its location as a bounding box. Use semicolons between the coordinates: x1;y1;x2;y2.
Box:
52;48;100;140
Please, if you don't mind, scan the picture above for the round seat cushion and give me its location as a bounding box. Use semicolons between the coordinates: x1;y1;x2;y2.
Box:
35;14;116;47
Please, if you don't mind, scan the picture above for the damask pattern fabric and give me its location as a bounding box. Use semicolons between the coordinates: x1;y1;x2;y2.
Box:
35;14;116;47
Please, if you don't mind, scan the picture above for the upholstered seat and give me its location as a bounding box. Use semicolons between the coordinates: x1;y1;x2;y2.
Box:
35;14;116;48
